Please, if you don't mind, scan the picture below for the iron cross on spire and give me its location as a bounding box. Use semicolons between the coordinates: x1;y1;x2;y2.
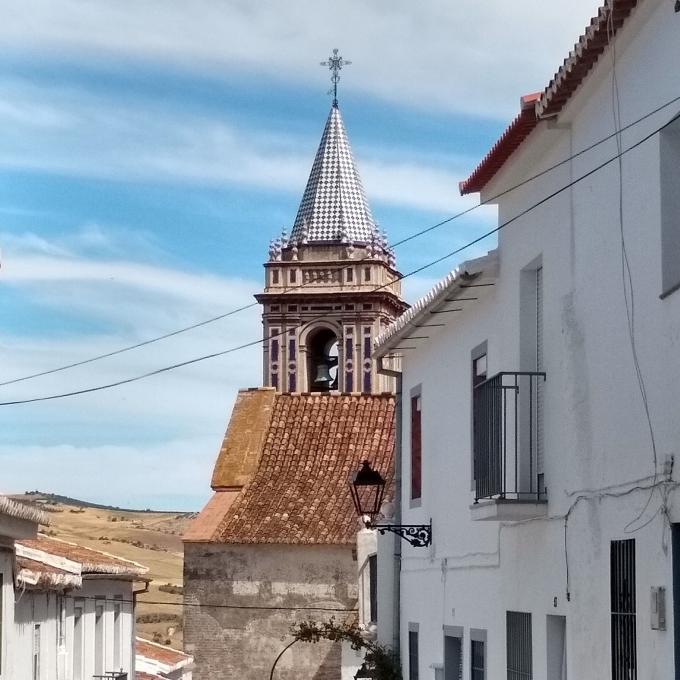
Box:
321;49;351;105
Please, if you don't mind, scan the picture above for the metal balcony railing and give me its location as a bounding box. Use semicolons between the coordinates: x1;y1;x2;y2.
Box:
92;673;127;680
473;371;547;503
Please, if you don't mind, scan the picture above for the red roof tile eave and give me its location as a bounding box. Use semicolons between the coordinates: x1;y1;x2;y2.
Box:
459;102;539;196
460;0;639;196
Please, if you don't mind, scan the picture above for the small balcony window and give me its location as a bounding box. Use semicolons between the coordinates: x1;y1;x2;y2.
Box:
472;371;546;520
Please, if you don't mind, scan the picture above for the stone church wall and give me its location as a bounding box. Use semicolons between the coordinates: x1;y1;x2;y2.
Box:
184;542;358;680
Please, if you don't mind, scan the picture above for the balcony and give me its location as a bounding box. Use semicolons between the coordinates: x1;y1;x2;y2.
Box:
471;371;547;521
93;673;127;680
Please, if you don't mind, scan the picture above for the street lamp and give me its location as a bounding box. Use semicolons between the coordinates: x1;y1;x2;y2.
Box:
349;460;432;548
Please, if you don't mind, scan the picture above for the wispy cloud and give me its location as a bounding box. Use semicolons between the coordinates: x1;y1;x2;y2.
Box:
0;228;262;508
0;77;486;216
1;0;602;118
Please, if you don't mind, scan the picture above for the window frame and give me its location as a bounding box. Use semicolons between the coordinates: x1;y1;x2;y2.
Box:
470;629;487;680
408;623;420;680
410;386;422;506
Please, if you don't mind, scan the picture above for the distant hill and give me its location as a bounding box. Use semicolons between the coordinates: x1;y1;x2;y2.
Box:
11;491;195;650
18;490;197;516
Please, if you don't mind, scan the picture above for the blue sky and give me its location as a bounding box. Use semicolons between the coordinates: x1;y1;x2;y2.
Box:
0;0;601;509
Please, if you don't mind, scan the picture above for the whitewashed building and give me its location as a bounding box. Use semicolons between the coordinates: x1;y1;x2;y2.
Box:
14;534;149;680
373;1;680;678
0;495;46;677
135;637;193;680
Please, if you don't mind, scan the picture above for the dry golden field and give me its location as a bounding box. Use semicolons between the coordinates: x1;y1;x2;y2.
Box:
16;493;194;649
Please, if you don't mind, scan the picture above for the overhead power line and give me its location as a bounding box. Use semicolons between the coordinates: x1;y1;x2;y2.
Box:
2;105;678;407
63;592;357;613
3;92;680;389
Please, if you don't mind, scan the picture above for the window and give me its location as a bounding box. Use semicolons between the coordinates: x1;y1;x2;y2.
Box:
289;269;296;283
364;267;371;282
57;596;65;648
369;554;377;623
73;600;84;680
32;624;40;680
346;268;354;283
444;627;463;680
410;391;422;502
611;539;636;680
272;269;279;285
95;601;105;676
408;626;419;680
473;353;487;387
113;597;122;670
507;611;532;680
470;630;487;680
660;121;680;297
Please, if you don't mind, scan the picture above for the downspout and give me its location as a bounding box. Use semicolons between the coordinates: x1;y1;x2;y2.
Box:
378;355;402;659
132;580;150;678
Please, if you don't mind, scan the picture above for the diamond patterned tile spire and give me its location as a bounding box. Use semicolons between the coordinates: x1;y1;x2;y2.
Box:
291;103;378;244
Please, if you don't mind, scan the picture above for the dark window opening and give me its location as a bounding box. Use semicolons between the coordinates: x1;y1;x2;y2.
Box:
611;539;636;680
369;554;377;623
471;639;485;680
272;269;279;285
364;267;371;282
507;611;532;680
409;630;419;680
411;394;422;500
307;328;339;392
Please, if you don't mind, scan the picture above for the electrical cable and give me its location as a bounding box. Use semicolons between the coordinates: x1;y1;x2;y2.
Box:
60;592;357;612
4;89;680;389
2;105;679;407
605;4;663;534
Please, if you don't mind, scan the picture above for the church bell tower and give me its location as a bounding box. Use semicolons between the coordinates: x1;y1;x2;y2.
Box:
255;98;407;394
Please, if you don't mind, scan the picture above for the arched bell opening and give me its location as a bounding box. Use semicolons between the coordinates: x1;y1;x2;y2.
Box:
307;327;339;392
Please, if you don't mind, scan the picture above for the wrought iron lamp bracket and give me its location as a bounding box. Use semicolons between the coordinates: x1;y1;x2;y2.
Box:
367;519;432;548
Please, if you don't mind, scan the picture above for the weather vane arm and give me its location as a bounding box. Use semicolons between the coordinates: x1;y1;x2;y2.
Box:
321;48;351;105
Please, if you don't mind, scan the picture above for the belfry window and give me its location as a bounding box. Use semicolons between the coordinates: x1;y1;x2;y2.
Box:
307;328;339;392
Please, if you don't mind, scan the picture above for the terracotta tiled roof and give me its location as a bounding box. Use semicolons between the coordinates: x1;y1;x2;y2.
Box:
211;388;277;490
136;637;192;668
16;555;82;590
459;94;541;195
0;495;48;525
184;490;240;542
208;393;394;545
18;534;149;577
460;0;640;195
136;673;162;680
374;251;498;354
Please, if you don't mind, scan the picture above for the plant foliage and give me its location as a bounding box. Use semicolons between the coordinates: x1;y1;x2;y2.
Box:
292;619;401;680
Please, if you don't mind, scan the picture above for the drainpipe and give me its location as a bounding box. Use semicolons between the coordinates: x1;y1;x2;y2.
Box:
378;355;402;659
132;580;150;678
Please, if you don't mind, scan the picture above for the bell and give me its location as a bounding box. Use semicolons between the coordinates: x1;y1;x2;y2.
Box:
314;363;333;384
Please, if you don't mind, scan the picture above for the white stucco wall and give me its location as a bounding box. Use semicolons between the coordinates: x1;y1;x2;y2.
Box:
388;2;680;679
13;579;136;680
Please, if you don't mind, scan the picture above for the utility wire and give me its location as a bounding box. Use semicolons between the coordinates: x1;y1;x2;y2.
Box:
62;592;356;612
4;90;680;389
2;107;679;408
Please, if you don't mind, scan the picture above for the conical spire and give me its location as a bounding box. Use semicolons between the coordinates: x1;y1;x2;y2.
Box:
291;104;378;244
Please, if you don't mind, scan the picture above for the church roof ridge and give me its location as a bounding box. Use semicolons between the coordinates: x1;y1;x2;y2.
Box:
290;104;379;245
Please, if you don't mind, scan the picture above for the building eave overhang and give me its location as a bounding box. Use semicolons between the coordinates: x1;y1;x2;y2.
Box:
374;251;499;356
459;0;640;196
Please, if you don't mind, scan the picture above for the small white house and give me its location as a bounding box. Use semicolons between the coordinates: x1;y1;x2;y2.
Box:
0;495;46;678
14;534;149;680
374;1;680;678
135;637;193;680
